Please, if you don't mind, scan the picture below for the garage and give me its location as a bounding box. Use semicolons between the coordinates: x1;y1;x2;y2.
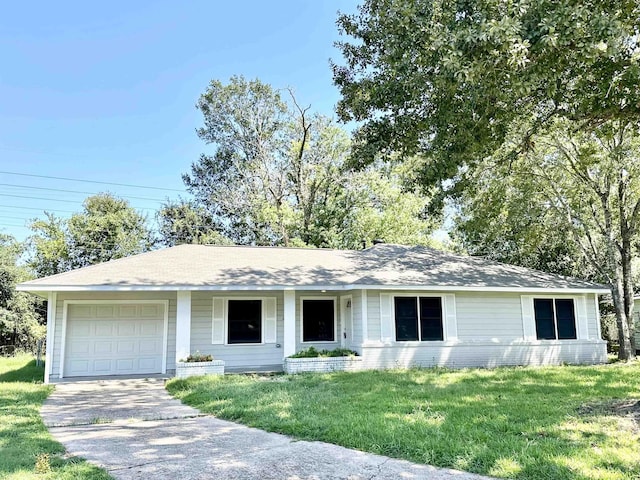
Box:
62;302;167;378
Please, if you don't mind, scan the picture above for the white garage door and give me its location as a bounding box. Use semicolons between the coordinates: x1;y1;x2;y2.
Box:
64;303;165;377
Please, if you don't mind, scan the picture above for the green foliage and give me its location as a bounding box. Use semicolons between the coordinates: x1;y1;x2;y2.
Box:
0;356;111;479
66;193;154;268
181;75;440;248
27;213;69;277
333;0;640;176
157;200;233;246
182;351;214;362
168;364;640;480
0;235;44;352
28;193;154;275
333;1;640;359
288;346;358;358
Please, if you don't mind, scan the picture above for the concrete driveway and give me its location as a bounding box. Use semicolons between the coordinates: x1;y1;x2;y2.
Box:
42;378;494;480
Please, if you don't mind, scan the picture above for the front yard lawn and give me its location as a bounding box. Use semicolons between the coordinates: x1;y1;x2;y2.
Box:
167;363;640;480
0;355;111;480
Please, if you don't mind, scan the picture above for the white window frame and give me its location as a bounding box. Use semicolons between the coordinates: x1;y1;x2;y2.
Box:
392;294;446;343
300;296;338;344
221;297;269;346
532;297;578;341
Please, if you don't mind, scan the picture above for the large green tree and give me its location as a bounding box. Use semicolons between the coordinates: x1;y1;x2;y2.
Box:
157;200;232;246
333;0;640;359
0;234;44;352
182;76;439;248
333;0;640;175
28;193;154;275
456;120;640;357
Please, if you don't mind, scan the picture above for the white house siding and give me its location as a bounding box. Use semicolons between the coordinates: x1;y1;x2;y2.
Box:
358;290;606;369
190;291;284;370
350;290;363;352
50;292;177;380
456;292;523;340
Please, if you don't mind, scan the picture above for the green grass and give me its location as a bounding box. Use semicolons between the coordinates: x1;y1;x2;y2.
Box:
167;363;640;480
0;355;111;480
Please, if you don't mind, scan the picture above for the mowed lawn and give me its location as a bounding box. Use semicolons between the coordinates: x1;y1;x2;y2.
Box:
168;363;640;480
0;355;111;480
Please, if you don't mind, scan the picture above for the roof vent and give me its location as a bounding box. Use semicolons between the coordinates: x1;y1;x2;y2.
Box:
372;239;385;245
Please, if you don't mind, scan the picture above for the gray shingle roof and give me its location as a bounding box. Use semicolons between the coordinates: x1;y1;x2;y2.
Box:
17;243;607;292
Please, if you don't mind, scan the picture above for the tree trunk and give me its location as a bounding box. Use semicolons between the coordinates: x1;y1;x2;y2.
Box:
621;237;636;356
611;277;634;361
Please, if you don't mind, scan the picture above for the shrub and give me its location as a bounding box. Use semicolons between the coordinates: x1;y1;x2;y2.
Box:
289;347;358;358
182;351;214;362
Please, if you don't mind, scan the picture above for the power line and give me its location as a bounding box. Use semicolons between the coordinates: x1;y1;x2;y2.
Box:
0;183;167;202
0;193;157;211
0;170;186;193
0;204;76;214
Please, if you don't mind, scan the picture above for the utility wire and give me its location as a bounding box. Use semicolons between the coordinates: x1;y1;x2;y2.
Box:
0;183;167;202
0;170;185;192
0;204;76;214
0;193;157;211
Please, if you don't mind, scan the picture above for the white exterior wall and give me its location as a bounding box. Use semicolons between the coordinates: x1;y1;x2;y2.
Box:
190;291;284;369
50;291;177;380
46;289;607;381
359;290;606;369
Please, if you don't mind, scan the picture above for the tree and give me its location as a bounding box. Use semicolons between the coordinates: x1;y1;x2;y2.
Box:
452;160;596;280
28;193;155;275
0;234;45;352
333;0;640;176
455;119;640;359
157;200;232;246
182;76;440;248
333;0;640;359
323;161;441;249
28;212;69;277
65;194;155;268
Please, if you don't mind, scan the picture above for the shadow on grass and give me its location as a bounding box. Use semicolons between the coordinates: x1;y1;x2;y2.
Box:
0;359;44;383
167;364;640;480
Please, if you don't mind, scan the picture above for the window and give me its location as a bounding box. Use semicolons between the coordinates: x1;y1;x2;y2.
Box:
533;298;577;340
227;299;262;344
394;296;443;341
302;299;335;342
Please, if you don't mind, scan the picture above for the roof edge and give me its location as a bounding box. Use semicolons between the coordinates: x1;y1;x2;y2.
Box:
16;283;611;294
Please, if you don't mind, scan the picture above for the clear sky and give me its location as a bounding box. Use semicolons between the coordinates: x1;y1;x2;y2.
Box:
0;0;360;242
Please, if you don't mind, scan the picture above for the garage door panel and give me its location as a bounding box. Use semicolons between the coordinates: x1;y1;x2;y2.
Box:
117;323;137;336
69;305;93;317
140;305;160;317
95;323;114;336
118;305;138;318
96;305;116;317
94;341;113;354
116;358;135;372
68;341;90;355
139;357;159;370
68;323;91;336
117;341;136;354
64;303;165;378
139;339;161;354
68;359;90;375
139;320;161;335
93;359;112;373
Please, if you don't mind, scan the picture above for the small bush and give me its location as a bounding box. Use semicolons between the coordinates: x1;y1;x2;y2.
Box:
289;347;358;358
182;351;214;362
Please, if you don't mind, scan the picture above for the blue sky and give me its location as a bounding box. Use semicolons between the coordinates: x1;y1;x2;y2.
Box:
0;0;360;241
